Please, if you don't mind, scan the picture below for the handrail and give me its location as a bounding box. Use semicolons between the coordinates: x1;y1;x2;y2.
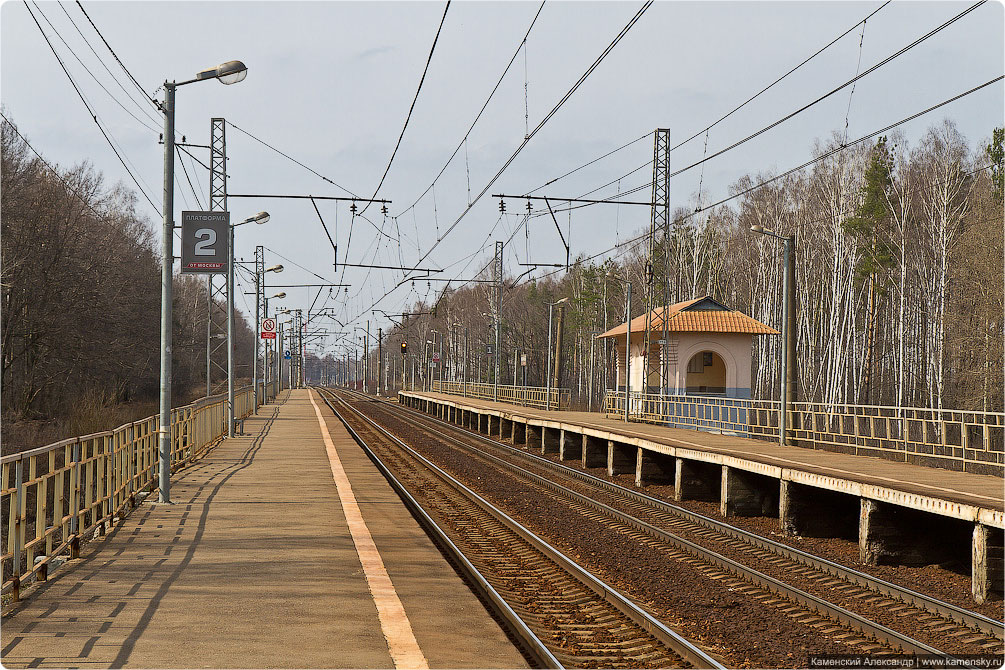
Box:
1;381;275;601
430;380;571;410
603;390;1004;475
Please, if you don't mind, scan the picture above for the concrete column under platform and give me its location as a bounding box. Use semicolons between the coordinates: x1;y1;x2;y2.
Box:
608;440;634;476
972;524;1005;604
559;429;581;460
859;498;971;567
720;466;779;518
582;434;606;468
500;417;512;442
513;421;526;446
527;424;542;449
636;448;674;487
779;480;859;538
542;427;561;454
488;415;499;436
674;458;721;502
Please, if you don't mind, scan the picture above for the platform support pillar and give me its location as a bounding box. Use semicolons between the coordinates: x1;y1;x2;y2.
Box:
674;458;720;502
582;434;605;468
636;448;673;487
973;524;1004;604
608;440;634;476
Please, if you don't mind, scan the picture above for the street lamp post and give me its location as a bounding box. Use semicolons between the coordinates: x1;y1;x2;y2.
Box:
228;211;270;437
262;287;285;403
254;264;283;412
606;274;632;423
545;297;568;411
158;60;247;504
751;224;796;446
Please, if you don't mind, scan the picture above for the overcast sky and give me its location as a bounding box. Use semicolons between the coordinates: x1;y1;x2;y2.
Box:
3;0;1002;356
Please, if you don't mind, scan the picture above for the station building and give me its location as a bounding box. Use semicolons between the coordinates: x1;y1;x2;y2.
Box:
597;296;777;399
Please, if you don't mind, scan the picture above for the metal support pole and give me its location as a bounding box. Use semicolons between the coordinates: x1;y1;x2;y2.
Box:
378;328;383;396
625;282;632;423
463;327;469;396
546;302;554;411
158;81;176;503
781;236;796;446
206;277;212;397
227;221;235;436
588;332;595;412
253;247;261;413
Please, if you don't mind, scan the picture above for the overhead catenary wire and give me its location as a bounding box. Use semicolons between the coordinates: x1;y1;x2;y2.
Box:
522;0;892;196
519;77;1003;287
404;0;654;279
25;1;160;216
397;1;547;219
361;1;451;216
531;0;987;220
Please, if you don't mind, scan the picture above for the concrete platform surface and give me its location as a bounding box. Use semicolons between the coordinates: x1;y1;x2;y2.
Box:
1;389;527;669
403;391;1004;524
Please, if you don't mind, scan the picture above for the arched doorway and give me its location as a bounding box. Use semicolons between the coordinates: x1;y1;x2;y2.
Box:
685;351;726;395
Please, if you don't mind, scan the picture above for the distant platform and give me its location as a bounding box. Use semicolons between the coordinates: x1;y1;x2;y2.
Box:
400;390;1004;602
1;389;528;669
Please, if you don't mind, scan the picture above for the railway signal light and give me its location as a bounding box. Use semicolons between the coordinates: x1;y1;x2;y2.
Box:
401;341;407;354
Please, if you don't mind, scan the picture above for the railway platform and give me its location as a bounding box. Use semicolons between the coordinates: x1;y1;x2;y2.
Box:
1;389;527;669
400;390;1005;603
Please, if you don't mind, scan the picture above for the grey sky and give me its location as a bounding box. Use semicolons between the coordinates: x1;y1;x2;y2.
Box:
2;0;1002;355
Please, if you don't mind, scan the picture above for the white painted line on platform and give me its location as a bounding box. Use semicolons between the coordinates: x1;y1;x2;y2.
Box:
310;391;429;670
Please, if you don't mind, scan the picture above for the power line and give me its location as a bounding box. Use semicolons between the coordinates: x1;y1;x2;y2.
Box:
74;0;156;107
31;2;159;134
25;1;160;215
669;0;986;180
405;0;654;277
522;77;1003;285
397;0;547;218
362;0;451;215
522;0;892;196
535;0;987;218
1;112;113;222
226;120;359;197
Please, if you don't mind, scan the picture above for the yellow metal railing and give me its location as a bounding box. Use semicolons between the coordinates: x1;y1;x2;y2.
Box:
1;383;274;602
603;391;1004;474
431;381;571;410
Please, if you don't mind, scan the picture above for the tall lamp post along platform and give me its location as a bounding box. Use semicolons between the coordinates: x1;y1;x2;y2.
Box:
159;60;247;504
750;224;796;446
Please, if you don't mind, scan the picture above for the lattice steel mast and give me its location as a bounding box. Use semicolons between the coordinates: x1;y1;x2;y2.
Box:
641;129;670;395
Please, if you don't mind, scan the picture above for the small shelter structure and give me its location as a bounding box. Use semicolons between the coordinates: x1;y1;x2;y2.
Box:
597;296;777;399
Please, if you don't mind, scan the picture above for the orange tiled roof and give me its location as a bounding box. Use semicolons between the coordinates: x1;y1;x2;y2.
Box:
596;297;778;338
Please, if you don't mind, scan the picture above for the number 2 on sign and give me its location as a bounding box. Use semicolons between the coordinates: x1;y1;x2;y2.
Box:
194;228;217;255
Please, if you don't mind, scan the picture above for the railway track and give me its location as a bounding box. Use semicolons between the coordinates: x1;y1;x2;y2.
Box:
317;387;724;669
334;388;1005;664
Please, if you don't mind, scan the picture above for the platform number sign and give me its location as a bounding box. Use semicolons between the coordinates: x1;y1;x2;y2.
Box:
261;318;276;340
181;211;229;274
284;350;291;360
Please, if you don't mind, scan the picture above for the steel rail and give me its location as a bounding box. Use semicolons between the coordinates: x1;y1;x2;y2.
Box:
379;390;1005;640
315;389;560;670
345;390;984;658
321;388;725;669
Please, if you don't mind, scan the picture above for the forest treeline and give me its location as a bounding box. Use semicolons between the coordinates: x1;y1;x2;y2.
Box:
359;120;1003;414
1;116;257;452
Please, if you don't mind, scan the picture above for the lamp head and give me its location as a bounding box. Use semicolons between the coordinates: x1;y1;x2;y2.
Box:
556;297;569;305
254;211;270;224
266;264;283;273
196;60;248;84
750;224;766;234
271;292;287;299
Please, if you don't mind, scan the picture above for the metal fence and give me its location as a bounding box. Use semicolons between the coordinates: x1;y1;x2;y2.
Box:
431;381;571;410
2;383;272;602
604;391;1004;475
